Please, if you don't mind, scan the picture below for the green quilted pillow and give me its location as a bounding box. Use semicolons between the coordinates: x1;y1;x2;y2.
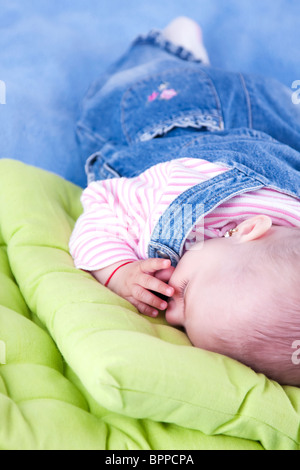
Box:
1;158;299;450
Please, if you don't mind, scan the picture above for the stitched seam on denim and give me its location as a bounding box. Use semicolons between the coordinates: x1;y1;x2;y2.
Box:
239;73;253;129
205;72;224;128
137;113;222;142
160;170;244;224
181;133;278;150
121;67;222;144
132;30;202;64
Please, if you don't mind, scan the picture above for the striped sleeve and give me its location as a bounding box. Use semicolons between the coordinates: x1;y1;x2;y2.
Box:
69;181;139;271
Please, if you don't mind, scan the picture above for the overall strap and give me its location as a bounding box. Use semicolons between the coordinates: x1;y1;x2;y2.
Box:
148;167;265;266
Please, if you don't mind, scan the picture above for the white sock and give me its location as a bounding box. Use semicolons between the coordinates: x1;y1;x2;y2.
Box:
162;16;210;65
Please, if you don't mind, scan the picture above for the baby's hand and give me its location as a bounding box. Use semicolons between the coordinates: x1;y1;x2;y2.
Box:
108;258;175;317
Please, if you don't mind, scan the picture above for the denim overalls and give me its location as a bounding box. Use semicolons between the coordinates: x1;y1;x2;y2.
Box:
77;30;300;267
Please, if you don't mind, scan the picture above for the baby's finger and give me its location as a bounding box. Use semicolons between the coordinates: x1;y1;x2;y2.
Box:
154;266;175;282
140;258;171;274
133;300;159;318
139;273;174;298
132;284;169;311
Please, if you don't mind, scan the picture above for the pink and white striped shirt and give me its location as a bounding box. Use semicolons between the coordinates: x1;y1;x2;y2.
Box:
69;158;300;271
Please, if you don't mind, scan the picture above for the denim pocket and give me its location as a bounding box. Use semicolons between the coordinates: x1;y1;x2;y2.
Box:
121;67;224;144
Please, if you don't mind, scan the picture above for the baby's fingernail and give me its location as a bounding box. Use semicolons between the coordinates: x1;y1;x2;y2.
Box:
166;287;173;296
160;302;168;310
152;310;158;317
162;259;170;266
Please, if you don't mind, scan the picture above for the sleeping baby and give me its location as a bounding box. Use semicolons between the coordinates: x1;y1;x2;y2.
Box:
70;17;300;386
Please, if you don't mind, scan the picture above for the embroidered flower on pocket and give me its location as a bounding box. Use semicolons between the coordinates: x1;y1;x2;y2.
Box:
147;83;178;103
148;91;159;102
160;88;178;100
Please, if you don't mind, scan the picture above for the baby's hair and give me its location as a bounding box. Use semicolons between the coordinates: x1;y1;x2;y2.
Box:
210;227;300;386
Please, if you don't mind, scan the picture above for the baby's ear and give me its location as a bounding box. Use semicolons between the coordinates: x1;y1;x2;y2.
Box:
235;215;272;242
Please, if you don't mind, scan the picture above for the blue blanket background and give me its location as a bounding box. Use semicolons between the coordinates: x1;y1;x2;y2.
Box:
0;0;299;187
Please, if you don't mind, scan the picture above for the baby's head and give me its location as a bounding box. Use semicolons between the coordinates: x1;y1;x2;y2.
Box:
166;215;300;386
